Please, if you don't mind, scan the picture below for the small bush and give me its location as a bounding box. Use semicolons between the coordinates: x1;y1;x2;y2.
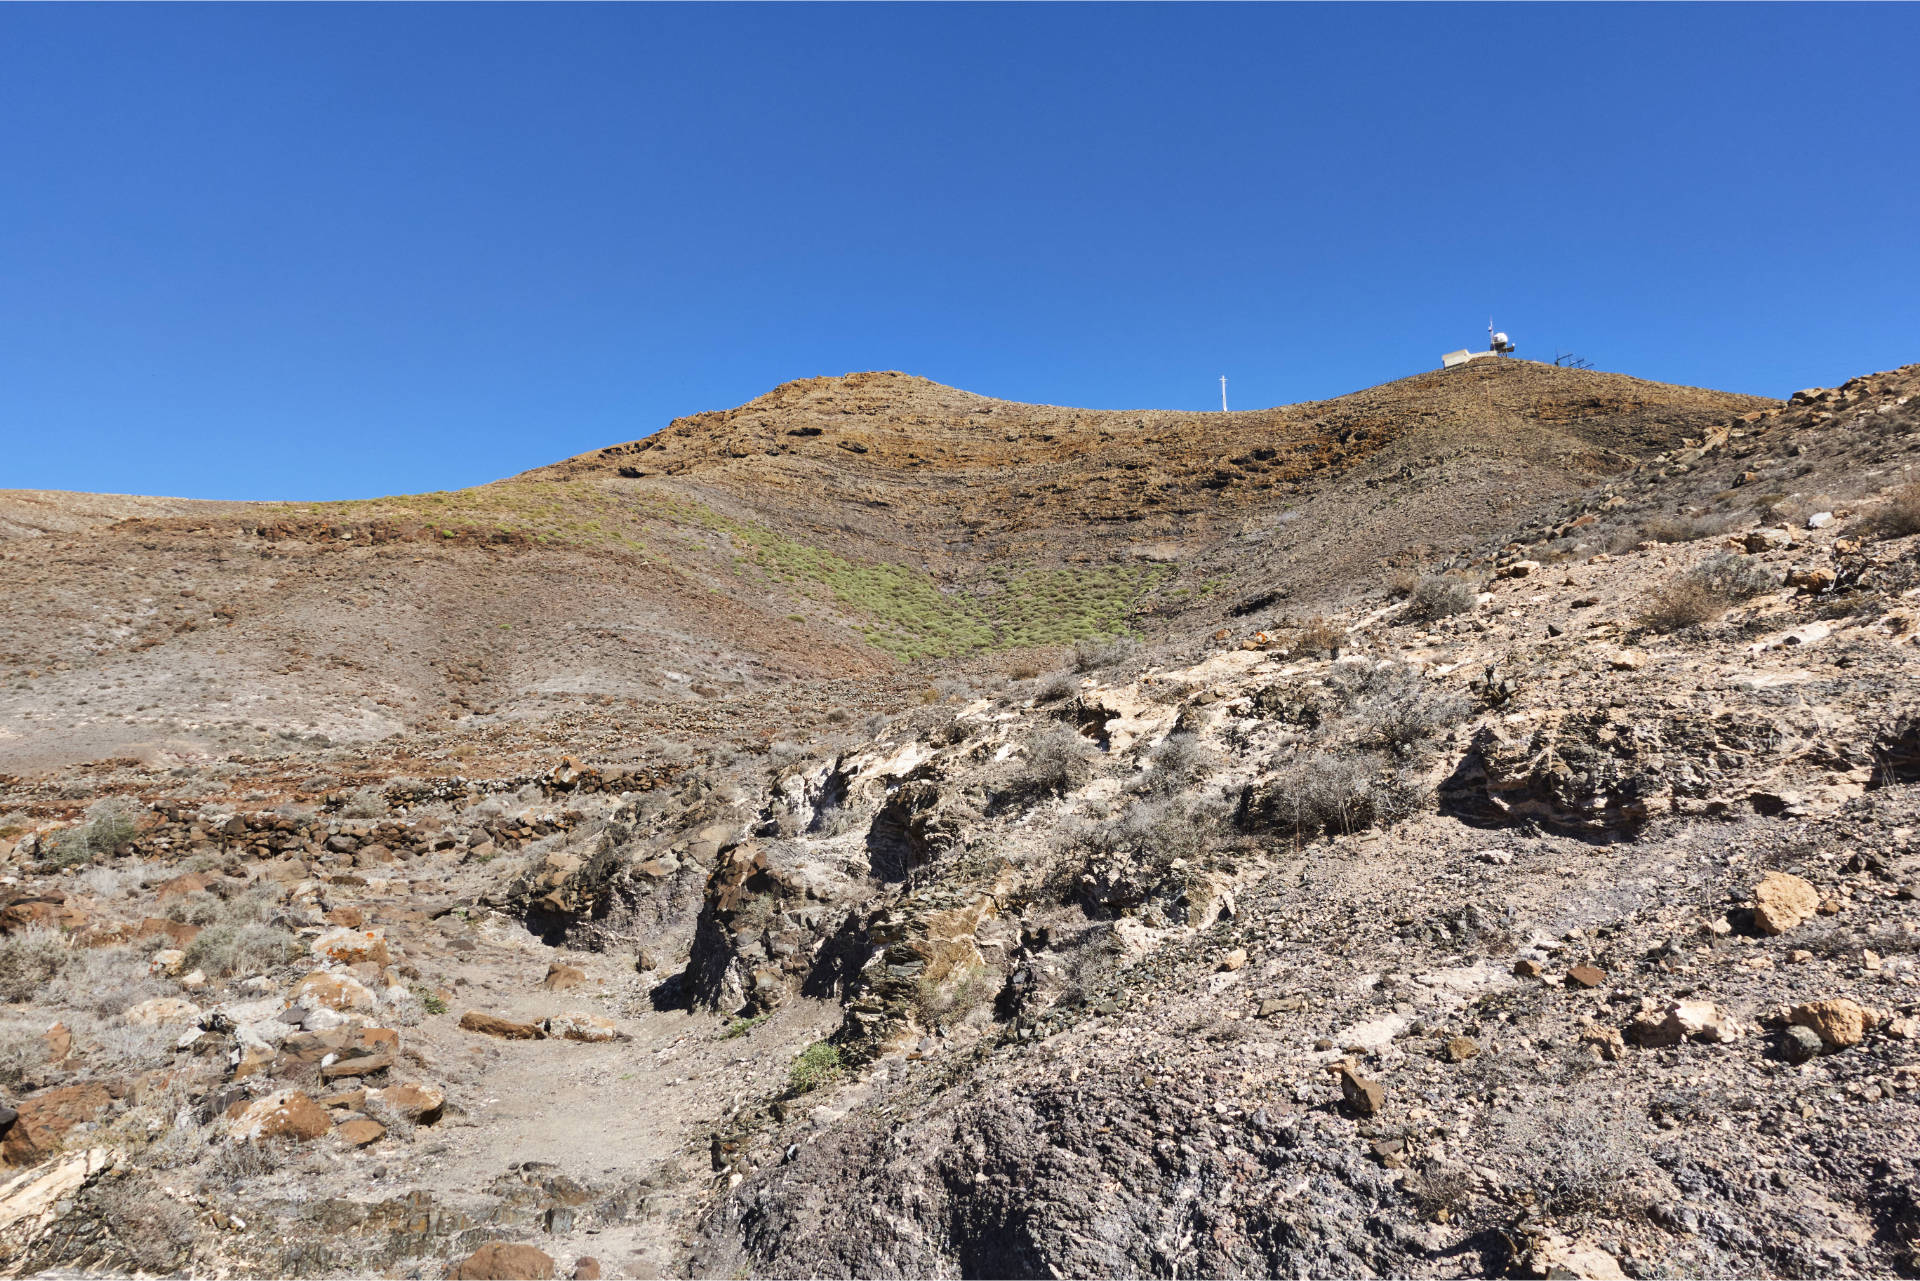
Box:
1142;732;1216;796
0;1015;52;1087
913;965;999;1028
1035;672;1079;703
46;946;168;1017
0;926;71;1002
1286;617;1343;659
1248;752;1422;839
1405;575;1478;622
1019;727;1097;799
183;921;300;978
1636;553;1775;634
722;1012;770;1039
1332;663;1470;753
1072;636;1141;673
1870;483;1920;538
1640;514;1730;545
788;1040;843;1094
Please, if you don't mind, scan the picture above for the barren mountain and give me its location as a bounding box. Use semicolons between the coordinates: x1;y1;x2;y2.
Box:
2;358;1918;1280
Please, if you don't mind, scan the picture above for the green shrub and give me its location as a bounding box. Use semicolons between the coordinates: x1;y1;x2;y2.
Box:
722;1012;770;1039
788;1040;843;1094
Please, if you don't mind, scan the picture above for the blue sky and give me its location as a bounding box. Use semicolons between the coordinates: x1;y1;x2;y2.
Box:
3;4;1916;501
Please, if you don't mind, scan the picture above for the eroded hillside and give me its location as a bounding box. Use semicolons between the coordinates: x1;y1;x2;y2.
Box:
2;361;1917;1280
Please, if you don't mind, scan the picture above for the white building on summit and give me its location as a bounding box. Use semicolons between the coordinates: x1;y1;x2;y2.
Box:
1441;322;1517;368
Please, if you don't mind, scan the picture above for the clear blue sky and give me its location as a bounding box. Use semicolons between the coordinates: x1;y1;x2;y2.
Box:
4;4;1916;501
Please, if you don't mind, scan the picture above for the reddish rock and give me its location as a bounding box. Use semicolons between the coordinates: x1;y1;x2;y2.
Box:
229;1089;331;1143
542;962;587;991
1;1083;115;1166
324;906;367;929
1337;1065;1385;1116
368;1080;446;1125
572;1259;602;1280
153;872;211;899
447;1242;556;1280
1567;964;1608;989
334;1117;386;1147
0;895;86;934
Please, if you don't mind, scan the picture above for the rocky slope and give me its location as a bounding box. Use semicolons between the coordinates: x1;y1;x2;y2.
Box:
0;360;1916;1279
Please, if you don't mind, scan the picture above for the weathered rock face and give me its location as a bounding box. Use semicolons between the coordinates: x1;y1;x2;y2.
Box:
2;1085;116;1167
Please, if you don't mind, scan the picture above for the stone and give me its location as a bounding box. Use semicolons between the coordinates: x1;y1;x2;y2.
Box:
1606;649;1644;671
368;1080;446;1125
572;1259;602;1281
0;1147;117;1255
1579;1025;1625;1062
1744;527;1792;553
1787;567;1835;592
148;948;186;977
1628;1000;1742;1047
124;997;202;1027
1780;1024;1824;1063
324;906;366;929
1752;870;1821;935
312;926;392;967
1337;1066;1385;1116
458;1011;546;1040
1532;1234;1627;1280
229;1090;331;1143
41;1023;70;1062
1495;560;1540;579
1442;1036;1479;1063
179;969;208;990
1567;964;1607;989
1;1084;114;1167
546;1012;619;1043
1806;511;1834;529
542;963;587;990
447;1242;557;1280
1789;998;1875;1049
293;970;377;1012
1219;948;1247;972
1513;958;1545;979
334;1118;385;1147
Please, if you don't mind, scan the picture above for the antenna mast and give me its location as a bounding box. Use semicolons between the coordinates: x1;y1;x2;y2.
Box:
1220;376;1228;412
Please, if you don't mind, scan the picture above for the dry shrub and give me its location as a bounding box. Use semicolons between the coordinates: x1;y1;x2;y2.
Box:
1142;732;1217;796
0;1014;52;1087
1287;617;1344;659
1072;636;1142;673
0;926;71;1002
1245;752;1423;839
1405;575;1479;622
1330;662;1470;754
1020;728;1097;797
1871;483;1920;538
1637;553;1775;634
47;946;171;1018
1035;672;1079;703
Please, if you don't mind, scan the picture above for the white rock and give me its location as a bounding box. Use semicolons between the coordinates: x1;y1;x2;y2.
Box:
1806;511;1834;529
124;998;202;1027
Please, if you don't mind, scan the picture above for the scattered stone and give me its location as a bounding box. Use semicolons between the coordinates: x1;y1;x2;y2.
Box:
459;1011;547;1041
1780;1024;1825;1063
1513;958;1545;979
1337;1065;1385;1116
334;1118;385;1147
1752;870;1821;935
147;948;186;977
312;926;392;967
229;1090;331;1144
546;1012;619;1043
542;963;587;990
1579;1025;1625;1062
1789;998;1875;1050
293;970;377;1012
1;1084;114;1167
1744;527;1793;552
367;1080;447;1124
1567;964;1607;989
1628;1000;1743;1047
572;1258;602;1281
123;997;201;1027
1442;1036;1479;1063
448;1242;556;1280
1218;948;1247;972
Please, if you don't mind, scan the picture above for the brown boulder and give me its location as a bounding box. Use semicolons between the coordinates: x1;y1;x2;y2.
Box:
459;1011;546;1041
367;1080;446;1125
1789;998;1876;1049
0;896;86;934
1;1083;115;1166
542;963;587;991
334;1117;386;1147
229;1089;331;1143
572;1259;602;1281
1337;1065;1385;1116
448;1242;556;1280
1752;870;1821;935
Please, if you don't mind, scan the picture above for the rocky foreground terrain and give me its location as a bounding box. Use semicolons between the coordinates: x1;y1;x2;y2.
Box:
0;358;1916;1278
